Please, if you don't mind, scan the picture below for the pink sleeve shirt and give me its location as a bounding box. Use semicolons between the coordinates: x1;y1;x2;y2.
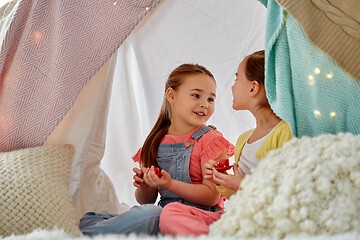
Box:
132;125;235;210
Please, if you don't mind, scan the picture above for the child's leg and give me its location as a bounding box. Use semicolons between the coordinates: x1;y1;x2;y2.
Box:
159;202;223;236
80;204;162;236
79;212;118;229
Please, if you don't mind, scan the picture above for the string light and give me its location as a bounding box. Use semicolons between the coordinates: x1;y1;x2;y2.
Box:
124;0;153;10
326;73;333;79
34;31;41;42
308;75;315;86
314;68;320;75
330;112;336;117
112;0;152;11
314;110;321;117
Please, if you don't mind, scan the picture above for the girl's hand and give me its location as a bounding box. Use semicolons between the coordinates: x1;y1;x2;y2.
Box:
143;166;172;189
133;167;149;188
211;163;243;191
203;160;217;180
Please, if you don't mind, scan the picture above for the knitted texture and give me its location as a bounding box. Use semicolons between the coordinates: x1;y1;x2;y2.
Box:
261;0;360;138
209;132;360;239
0;145;82;237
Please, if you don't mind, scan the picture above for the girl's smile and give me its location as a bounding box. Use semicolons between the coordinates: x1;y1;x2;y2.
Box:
193;111;206;117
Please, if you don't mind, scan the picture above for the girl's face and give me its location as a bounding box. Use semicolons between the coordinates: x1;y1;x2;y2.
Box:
232;58;253;110
168;74;216;132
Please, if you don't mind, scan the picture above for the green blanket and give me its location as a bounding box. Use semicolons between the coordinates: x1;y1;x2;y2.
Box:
260;0;360;137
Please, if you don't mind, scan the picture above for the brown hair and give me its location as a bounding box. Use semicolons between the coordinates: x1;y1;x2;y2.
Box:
245;50;265;85
139;64;215;168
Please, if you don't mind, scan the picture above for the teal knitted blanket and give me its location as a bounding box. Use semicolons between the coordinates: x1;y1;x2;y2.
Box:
260;0;360;137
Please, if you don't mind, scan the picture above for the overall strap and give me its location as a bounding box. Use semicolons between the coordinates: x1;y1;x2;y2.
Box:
191;125;216;141
157;125;220;212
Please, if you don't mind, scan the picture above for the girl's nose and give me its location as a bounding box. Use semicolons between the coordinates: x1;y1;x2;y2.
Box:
200;100;208;108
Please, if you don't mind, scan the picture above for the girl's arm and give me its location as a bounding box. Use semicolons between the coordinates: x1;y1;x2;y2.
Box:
135;186;158;204
133;167;158;204
143;151;228;207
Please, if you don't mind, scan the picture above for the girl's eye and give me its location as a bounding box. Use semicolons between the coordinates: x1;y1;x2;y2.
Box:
207;97;214;103
192;94;200;98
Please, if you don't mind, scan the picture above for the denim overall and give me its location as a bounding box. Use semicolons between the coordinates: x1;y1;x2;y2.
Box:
157;125;219;212
80;125;218;236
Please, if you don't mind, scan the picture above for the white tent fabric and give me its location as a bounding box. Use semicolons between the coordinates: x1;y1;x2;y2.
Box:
101;0;266;206
44;53;132;220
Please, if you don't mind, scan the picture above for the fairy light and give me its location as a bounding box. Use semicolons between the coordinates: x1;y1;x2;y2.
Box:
326;73;333;79
113;1;117;5
314;110;321;117
308;75;315;86
314;68;320;75
330;112;336;117
34;31;41;42
125;0;153;11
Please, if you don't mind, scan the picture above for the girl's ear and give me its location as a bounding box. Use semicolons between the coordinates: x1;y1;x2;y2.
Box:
249;81;260;97
166;87;175;104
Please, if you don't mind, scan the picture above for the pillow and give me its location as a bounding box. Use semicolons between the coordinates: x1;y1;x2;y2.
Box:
209;132;360;238
0;145;82;237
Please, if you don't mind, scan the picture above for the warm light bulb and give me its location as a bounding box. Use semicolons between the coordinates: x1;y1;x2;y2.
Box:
113;1;117;5
330;112;336;117
34;32;41;41
314;110;321;117
326;73;333;79
314;68;320;75
145;7;149;10
308;75;315;86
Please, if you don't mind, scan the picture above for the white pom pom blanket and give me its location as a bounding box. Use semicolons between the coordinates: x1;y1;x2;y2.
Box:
209;132;360;239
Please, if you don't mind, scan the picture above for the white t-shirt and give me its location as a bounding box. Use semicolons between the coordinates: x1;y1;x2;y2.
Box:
238;129;273;176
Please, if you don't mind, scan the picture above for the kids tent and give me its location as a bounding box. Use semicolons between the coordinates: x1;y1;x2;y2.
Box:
0;0;359;238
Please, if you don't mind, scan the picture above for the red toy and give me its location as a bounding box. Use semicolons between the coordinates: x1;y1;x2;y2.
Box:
215;159;233;173
154;167;163;177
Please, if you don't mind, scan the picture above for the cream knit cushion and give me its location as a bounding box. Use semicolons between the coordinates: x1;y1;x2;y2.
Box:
210;133;360;238
0;145;82;237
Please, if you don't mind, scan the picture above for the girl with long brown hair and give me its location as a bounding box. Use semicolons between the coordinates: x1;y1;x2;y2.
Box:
80;63;234;236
